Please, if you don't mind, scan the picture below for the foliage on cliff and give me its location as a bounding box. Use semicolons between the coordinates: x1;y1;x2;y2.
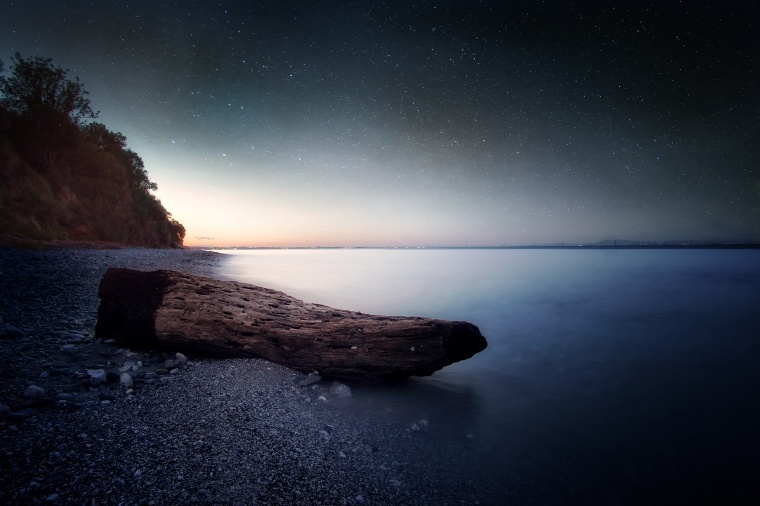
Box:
0;54;185;247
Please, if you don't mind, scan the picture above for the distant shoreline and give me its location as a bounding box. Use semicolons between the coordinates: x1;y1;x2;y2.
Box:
3;233;758;251
200;243;760;251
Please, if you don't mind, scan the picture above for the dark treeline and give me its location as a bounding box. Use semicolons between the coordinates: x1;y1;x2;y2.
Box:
0;54;185;247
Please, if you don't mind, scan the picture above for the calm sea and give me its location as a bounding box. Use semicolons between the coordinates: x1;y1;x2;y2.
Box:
216;248;760;503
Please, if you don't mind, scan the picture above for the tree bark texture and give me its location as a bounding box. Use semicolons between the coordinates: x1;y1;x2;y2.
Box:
95;269;487;379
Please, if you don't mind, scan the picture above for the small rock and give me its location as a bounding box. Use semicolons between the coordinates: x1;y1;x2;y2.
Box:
175;352;187;362
56;393;73;401
120;361;135;372
7;411;30;423
298;371;322;387
356;495;364;503
23;385;45;400
317;395;328;402
164;359;177;369
120;373;134;388
45;493;59;501
87;369;106;386
155;368;169;375
329;382;352;399
61;344;78;354
389;479;402;487
0;403;10;416
0;323;24;339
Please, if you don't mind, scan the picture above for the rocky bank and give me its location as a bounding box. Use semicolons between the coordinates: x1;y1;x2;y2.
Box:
0;247;500;505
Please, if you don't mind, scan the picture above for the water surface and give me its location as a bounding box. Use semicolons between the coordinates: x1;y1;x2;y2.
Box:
217;248;760;503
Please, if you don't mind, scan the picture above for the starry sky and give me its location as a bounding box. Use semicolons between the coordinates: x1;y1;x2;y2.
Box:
1;1;758;247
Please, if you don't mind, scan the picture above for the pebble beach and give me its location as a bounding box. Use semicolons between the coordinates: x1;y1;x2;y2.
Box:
0;247;502;505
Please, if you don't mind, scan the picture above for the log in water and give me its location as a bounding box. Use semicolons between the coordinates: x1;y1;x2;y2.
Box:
95;268;487;379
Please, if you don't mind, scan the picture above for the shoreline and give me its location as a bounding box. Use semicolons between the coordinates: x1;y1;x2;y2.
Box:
0;247;501;505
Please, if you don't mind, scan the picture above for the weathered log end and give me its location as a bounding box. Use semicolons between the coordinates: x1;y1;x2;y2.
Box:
95;268;488;379
445;321;488;363
94;268;170;348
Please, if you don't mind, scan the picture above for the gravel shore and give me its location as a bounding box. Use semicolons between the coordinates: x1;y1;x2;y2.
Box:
1;248;500;505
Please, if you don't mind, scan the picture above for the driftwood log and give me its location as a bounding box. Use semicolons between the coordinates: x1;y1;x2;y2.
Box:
95;269;487;379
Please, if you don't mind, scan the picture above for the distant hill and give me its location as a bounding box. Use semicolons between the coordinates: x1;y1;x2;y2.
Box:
0;54;184;247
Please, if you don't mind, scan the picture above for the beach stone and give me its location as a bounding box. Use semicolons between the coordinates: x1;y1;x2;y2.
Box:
330;382;352;399
87;369;106;386
120;372;134;388
120;361;135;372
175;352;187;362
0;323;24;339
7;410;32;423
23;385;45;400
61;344;78;354
0;403;10;416
298;371;322;387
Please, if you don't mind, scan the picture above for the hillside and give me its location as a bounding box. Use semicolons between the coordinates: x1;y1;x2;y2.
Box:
0;54;184;247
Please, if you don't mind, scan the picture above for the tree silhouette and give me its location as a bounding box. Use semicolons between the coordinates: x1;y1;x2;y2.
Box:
0;53;98;125
82;122;158;193
1;54;185;247
82;122;127;152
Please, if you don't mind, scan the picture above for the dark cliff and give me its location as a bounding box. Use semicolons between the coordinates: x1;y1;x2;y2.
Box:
0;109;184;247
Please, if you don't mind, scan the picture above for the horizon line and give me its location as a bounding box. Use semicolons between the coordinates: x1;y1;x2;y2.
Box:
192;240;760;251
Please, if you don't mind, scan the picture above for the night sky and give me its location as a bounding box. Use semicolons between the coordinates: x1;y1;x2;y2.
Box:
2;1;758;247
